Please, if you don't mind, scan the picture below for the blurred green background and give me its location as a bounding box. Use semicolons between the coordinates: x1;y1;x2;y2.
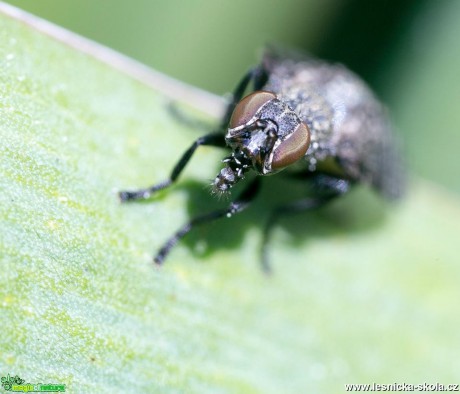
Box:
6;0;460;194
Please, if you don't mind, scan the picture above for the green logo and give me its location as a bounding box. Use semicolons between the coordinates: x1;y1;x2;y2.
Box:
1;374;65;392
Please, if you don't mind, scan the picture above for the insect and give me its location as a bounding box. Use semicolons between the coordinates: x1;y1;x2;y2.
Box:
119;49;404;272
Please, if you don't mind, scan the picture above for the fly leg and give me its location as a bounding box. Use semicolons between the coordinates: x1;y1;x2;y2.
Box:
261;175;351;273
119;67;265;202
220;66;266;128
155;177;261;265
119;132;226;201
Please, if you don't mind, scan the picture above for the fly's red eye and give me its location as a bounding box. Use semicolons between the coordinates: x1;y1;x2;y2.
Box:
229;91;276;129
272;122;310;170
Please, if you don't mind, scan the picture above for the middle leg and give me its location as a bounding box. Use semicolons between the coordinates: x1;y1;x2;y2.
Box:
261;175;351;273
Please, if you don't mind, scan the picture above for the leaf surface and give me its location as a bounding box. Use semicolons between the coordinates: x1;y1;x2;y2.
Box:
1;8;459;393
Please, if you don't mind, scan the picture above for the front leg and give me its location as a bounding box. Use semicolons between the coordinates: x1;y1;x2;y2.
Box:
119;67;264;202
155;177;261;264
119;132;226;201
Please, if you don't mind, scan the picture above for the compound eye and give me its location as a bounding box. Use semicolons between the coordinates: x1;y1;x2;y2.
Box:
229;91;276;129
272;122;310;170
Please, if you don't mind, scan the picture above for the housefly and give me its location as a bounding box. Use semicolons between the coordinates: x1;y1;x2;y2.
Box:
119;48;404;272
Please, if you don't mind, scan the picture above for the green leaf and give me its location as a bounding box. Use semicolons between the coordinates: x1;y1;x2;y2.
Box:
1;6;459;393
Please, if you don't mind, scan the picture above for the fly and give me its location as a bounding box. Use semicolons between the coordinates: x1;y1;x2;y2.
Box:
119;48;404;272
